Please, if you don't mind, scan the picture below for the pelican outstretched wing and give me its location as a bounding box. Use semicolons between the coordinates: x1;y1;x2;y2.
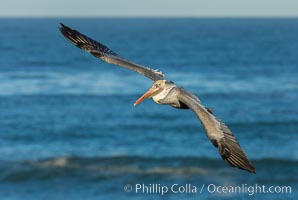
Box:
59;23;165;81
177;88;256;173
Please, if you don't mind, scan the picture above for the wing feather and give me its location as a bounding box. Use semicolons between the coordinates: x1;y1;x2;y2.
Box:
59;23;165;81
177;88;256;173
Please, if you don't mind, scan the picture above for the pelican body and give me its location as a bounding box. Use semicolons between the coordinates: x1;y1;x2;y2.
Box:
59;23;256;173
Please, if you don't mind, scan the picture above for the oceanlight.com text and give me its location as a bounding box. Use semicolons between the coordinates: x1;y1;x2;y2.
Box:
123;183;292;196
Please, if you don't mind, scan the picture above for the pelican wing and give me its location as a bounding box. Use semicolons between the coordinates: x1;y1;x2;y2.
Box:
177;88;256;173
59;23;165;81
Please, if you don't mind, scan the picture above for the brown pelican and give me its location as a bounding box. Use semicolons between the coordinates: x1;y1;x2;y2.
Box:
59;23;256;173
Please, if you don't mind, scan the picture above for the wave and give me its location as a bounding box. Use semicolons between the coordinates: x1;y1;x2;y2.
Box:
0;69;296;96
1;156;297;182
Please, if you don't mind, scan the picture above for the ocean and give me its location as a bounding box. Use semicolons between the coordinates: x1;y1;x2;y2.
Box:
0;18;297;199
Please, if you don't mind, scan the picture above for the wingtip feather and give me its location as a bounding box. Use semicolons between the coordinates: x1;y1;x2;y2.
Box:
211;121;256;174
220;125;256;173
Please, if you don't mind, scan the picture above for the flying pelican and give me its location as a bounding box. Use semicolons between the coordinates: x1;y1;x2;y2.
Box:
59;23;256;173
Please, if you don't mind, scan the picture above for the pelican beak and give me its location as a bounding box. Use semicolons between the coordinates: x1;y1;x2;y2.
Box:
134;86;160;106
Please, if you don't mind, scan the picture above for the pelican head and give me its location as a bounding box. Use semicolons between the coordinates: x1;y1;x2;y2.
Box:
134;80;167;106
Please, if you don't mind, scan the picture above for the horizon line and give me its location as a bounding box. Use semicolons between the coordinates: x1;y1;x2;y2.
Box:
1;15;298;19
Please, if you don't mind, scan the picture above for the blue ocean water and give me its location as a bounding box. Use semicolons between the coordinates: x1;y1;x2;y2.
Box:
0;18;297;199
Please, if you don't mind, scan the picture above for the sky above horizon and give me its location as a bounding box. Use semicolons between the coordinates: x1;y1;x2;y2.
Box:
1;0;298;17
